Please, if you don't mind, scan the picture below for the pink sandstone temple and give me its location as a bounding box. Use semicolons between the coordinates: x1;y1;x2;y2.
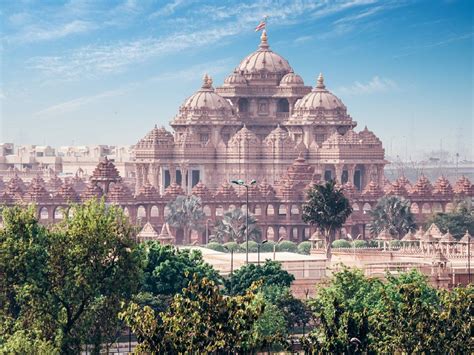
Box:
0;31;473;245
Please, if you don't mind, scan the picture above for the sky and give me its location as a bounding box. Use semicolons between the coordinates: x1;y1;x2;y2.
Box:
0;0;472;161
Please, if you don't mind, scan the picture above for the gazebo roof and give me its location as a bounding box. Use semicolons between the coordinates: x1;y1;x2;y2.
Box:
414;226;424;240
309;229;324;241
157;223;174;243
401;231;417;242
377;229;393;241
137;222;159;240
425;223;443;239
459;230;473;244
439;230;456;243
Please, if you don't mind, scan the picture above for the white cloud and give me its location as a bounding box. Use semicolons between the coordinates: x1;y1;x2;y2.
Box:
34;89;127;117
6;20;95;43
337;76;398;95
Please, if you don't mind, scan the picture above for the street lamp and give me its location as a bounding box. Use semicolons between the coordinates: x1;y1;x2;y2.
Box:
274;236;285;261
231;179;257;264
257;240;268;265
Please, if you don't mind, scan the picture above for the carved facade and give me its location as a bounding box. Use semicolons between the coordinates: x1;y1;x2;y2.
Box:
134;31;386;195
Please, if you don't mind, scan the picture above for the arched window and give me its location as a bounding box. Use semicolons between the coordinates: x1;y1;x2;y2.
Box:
278;205;286;216
410;203;420;214
267;205;275;216
422;203;431;214
352;203;360;211
291;204;299;215
137;206;147;219
203;205;212;217
277;98;289;112
54;207;63;220
238;98;249;113
254;205;262;216
216;205;224;216
150;205;159;217
39;207;48;220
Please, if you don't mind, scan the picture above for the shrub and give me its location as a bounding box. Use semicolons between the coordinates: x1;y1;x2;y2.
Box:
223;241;243;252
260;240;276;252
352;240;368;248
297;241;312;255
390;240;401;248
240;240;258;252
367;239;379;247
277;240;298;253
206;242;226;253
331;239;352;248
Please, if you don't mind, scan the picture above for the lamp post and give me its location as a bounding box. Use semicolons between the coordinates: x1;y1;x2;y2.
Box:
274;236;285;261
258;240;268;265
231;179;257;265
223;246;234;276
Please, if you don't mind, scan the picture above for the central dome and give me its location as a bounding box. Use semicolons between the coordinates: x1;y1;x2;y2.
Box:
236;31;292;76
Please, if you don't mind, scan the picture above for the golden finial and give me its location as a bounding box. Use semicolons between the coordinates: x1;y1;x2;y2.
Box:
202;73;212;89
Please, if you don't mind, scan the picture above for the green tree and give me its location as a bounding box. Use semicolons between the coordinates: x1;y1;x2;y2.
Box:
331;239;352;248
369;195;416;238
225;260;295;295
425;202;474;239
212;207;262;243
165;195;205;244
205;242;226;252
0;205;50;334
119;276;264;353
139;241;221;297
0;200;142;353
302;180;352;259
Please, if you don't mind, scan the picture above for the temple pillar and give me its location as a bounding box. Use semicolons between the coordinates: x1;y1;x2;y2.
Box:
377;165;384;187
334;164;343;184
180;163;189;193
135;164;143;192
143;164;150;185
170;164;176;184
348;164;356;185
151;163;160;190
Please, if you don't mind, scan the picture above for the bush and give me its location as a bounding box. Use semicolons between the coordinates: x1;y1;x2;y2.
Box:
277;240;298;253
367;239;379;247
261;240;276;252
390;240;401;248
223;241;243;252
297;241;312;255
240;240;258;252
206;242;226;253
331;239;352;248
352;240;368;248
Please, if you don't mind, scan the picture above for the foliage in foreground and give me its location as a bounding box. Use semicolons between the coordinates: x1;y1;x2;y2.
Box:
0;200;141;353
120;276;264;353
302;267;473;354
224;260;295;295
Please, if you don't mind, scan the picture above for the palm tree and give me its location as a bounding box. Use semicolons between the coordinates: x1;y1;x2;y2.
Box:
211;208;262;243
165;195;205;244
302;180;352;259
369;195;416;238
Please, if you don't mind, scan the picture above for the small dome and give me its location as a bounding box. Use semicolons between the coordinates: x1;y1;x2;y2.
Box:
174;74;236;124
182;74;233;112
223;72;247;86
237;30;292;76
280;71;304;86
136;125;174;149
294;73;346;111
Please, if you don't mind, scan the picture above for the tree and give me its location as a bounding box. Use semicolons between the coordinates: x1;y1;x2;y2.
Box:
139;241;221;297
302;180;352;259
369;195;416;238
0;200;142;353
119;276;264;353
425;201;474;239
165;195;205;244
212;207;262;243
225;260;295;295
297;241;312;255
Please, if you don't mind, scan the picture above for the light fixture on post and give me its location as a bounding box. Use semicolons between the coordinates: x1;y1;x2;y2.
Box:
231;178;257;265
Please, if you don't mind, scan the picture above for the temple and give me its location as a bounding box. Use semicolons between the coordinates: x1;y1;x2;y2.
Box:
0;31;472;246
134;31;385;194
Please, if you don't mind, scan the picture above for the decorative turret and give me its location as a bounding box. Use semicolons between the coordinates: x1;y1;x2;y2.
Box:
433;176;453;196
24;175;50;202
107;182;133;202
214;181;238;200
90;157;122;194
56;182;80;203
163;183;185;199
258;178;276;198
136;183;160;200
191;181;212;199
81;181;104;201
362;180;383;197
453;175;474;195
411;174;432;196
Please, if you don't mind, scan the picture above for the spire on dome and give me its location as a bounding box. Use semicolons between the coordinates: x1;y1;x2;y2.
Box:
316;73;325;89
201;73;213;89
259;29;269;49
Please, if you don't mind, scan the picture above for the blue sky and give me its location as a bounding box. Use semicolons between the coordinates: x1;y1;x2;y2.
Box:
0;0;472;161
